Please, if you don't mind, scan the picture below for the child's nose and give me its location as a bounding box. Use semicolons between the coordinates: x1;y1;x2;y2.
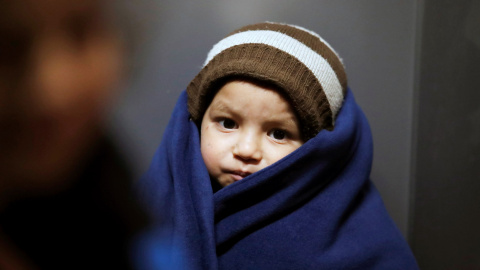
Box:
232;133;262;162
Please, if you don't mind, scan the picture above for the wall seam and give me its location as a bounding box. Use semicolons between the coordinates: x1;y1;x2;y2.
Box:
407;0;425;245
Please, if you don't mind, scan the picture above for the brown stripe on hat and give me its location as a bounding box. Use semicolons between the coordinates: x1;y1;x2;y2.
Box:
187;43;333;140
228;22;347;94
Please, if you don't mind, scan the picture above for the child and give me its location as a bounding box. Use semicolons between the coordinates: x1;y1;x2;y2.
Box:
140;22;419;269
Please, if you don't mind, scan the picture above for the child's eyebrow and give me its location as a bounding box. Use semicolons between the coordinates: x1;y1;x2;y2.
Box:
209;100;232;113
267;115;299;129
209;98;300;130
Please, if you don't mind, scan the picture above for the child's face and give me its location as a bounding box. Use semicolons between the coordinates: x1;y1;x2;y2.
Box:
200;80;304;187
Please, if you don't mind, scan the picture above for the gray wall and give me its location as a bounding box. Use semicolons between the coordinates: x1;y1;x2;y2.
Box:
111;0;417;238
410;0;480;269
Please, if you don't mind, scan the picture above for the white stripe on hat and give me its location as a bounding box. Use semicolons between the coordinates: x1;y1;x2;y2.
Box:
286;24;344;66
203;30;344;116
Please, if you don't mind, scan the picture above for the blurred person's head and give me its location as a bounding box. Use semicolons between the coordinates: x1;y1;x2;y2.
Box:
0;0;126;203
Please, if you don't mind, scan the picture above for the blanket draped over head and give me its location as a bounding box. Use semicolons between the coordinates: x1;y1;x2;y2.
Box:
138;89;419;270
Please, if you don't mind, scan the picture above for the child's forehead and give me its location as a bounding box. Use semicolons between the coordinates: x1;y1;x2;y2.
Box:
210;80;295;115
214;78;288;101
214;79;284;101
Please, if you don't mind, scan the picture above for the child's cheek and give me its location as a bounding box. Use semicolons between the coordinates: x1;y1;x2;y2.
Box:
200;124;221;174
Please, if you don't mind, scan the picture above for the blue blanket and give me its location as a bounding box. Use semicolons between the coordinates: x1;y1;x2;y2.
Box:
139;89;418;270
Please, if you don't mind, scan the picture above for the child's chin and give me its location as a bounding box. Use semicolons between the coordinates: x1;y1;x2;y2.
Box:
217;176;236;188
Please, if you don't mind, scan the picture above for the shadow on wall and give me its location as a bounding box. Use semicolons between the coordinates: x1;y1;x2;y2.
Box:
410;0;480;269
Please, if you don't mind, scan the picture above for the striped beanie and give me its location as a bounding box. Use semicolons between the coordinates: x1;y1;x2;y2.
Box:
187;22;347;140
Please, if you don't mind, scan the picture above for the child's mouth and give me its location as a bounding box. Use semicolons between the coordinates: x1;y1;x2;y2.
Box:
230;170;252;181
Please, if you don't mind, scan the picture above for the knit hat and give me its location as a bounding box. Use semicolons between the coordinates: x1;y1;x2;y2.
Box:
187;22;347;140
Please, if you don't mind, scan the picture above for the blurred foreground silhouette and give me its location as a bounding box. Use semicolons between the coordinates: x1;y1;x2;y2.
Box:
0;0;151;269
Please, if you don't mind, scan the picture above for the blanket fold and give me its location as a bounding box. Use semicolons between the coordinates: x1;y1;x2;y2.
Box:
139;89;418;270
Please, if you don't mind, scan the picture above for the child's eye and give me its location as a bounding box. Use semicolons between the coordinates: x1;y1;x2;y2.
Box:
219;119;237;129
268;129;287;141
